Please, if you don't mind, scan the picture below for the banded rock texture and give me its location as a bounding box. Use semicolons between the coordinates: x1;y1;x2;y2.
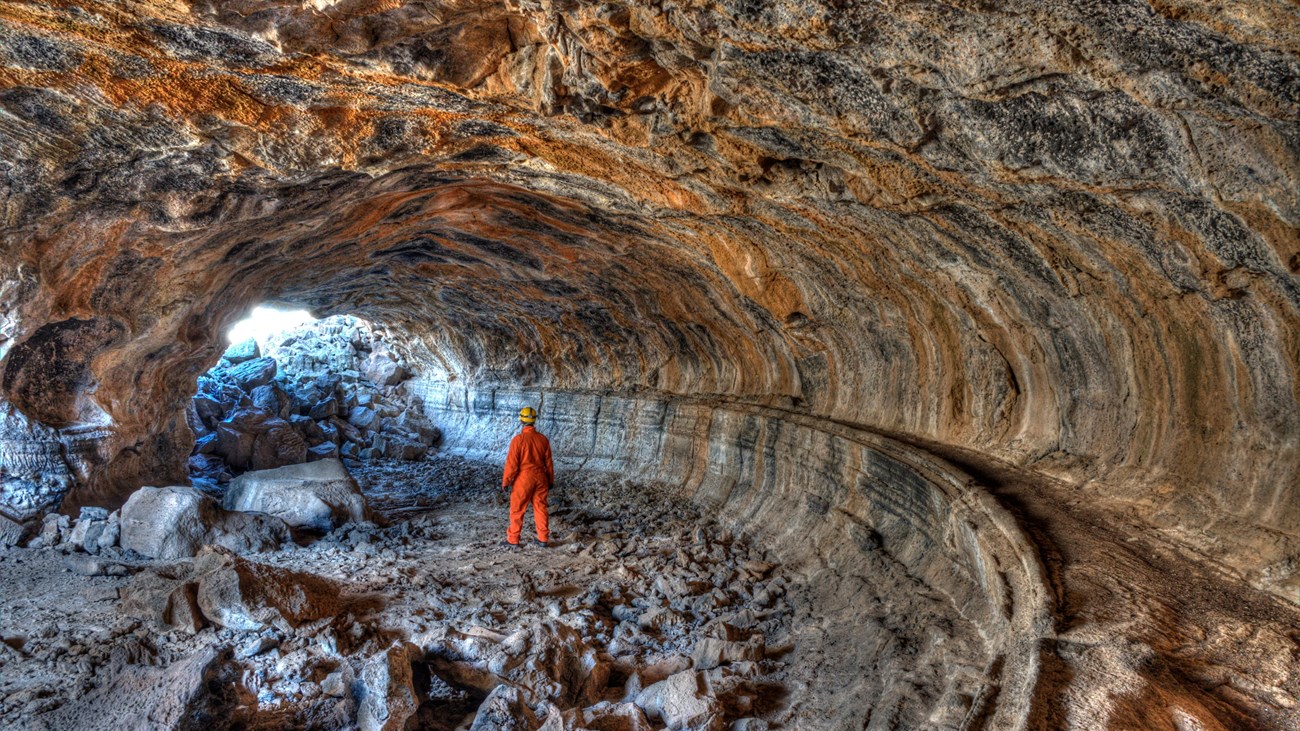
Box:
0;0;1296;670
422;382;1053;729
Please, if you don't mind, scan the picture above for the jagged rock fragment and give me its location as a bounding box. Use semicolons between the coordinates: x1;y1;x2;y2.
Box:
357;642;421;731
469;684;538;731
635;670;723;731
192;545;344;631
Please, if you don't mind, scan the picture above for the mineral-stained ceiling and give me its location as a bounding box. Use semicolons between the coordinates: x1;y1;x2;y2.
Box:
0;0;1297;594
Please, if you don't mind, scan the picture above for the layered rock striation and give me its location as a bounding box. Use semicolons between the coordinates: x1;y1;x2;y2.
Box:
0;0;1297;726
1;0;1295;592
422;381;1053;728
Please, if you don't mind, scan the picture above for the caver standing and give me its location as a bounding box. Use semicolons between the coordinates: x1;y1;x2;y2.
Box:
501;406;554;548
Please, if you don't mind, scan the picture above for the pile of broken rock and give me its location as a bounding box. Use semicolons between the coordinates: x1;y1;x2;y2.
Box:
27;458;370;560
3;460;792;731
189;316;440;487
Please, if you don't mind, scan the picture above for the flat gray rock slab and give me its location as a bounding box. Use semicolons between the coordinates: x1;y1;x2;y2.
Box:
223;458;370;532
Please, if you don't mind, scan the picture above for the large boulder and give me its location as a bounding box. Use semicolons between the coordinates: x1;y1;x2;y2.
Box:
308;442;340;461
120;570;205;633
27;647;222;731
250;382;291;419
291;414;327;444
492;622;610;708
690;635;765;671
361;348;408;386
249;424;309;471
309;397;340;420
347;405;378;430
120;485;290;559
214;422;256;469
222;337;260;363
223;458;369;531
192;546;344;631
120;546;344;633
226;356;278;390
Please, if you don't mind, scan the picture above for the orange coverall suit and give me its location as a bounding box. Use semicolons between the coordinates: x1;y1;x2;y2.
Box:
502;425;554;544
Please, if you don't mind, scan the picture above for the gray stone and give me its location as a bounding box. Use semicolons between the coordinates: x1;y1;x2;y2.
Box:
357;642;420;731
251;383;290;419
33;513;69;548
249;424;309;471
691;636;764;670
226;356;277;390
192;546;343;631
309;397;339;420
223;338;260;363
192;394;227;429
26;646;220;730
120;571;205;633
64;553;129;577
307;442;340;461
99;510;121;551
0;512;24;547
361;350;408;386
291;414;326;444
322;669;349;697
79;506;110;522
330;416;364;444
567;702;654;731
496;621;609;707
120;485;289;559
68;517;106;553
383;437;426;461
634;671;722;731
236;635;279;659
348;406;378;430
469;684;538;731
214;422;256;469
223;458;369;532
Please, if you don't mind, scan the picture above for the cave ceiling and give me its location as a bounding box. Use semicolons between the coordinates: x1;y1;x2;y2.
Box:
0;0;1297;591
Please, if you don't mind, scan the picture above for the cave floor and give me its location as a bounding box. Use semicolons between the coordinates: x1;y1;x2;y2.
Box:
4;454;1292;730
971;459;1300;730
0;457;810;730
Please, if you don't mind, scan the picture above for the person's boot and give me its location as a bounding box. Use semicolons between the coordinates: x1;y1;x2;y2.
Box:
501;540;520;550
534;538;548;548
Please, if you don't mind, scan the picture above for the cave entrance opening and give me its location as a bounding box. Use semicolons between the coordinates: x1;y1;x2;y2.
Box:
186;308;441;493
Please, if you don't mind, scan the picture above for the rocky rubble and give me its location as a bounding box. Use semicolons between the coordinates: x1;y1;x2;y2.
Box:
189;316;440;487
21;456;374;561
0;457;798;731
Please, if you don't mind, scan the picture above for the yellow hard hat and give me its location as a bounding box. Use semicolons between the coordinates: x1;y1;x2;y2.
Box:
519;406;538;424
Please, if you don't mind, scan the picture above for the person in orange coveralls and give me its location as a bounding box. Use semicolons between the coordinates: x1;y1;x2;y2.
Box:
501;406;554;548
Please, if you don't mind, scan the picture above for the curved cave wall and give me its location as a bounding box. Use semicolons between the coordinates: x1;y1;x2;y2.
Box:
0;0;1296;602
417;382;1054;727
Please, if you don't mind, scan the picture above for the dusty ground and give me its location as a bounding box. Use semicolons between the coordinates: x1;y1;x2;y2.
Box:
0;457;799;730
928;446;1300;731
5;451;1293;730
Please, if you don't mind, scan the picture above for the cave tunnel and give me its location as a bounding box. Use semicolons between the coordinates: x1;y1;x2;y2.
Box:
0;0;1298;728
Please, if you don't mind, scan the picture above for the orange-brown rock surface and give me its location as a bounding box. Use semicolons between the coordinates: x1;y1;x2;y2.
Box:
0;0;1297;727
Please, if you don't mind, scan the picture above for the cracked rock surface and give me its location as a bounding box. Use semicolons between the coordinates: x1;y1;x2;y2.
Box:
0;0;1295;600
0;0;1298;728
